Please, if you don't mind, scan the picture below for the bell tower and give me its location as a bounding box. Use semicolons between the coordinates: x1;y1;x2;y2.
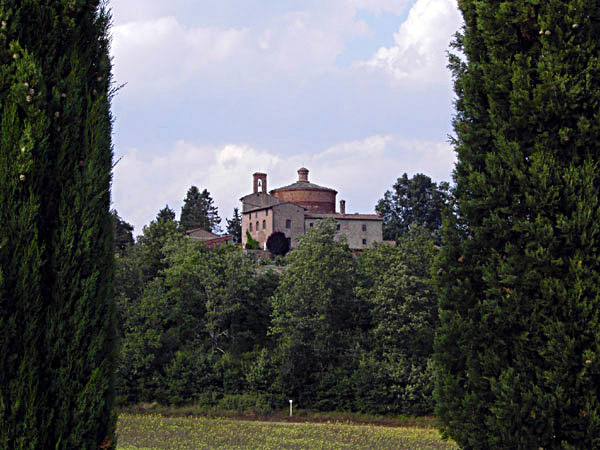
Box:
253;172;267;193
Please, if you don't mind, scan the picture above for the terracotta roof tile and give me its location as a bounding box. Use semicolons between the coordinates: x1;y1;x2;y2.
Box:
304;213;383;221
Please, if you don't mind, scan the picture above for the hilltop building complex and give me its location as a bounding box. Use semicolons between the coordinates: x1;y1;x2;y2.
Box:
240;168;383;250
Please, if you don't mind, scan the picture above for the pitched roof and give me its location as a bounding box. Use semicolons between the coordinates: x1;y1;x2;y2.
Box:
304;213;383;221
186;228;221;240
243;201;305;214
269;180;337;194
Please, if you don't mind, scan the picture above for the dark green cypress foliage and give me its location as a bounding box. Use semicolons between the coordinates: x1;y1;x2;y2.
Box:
0;1;116;449
436;1;600;448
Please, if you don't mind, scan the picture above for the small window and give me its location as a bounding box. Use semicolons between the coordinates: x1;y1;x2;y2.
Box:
255;212;258;218
362;224;367;232
256;221;259;231
249;223;253;231
309;222;313;228
262;220;266;230
336;224;340;231
266;209;269;216
286;219;291;229
362;239;367;245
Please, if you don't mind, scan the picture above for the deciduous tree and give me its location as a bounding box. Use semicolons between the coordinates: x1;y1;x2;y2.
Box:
376;173;449;241
356;228;438;414
270;219;359;408
266;231;290;256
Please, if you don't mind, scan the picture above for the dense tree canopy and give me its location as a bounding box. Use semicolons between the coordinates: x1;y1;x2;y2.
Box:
270;219;360;408
436;1;600;448
136;207;182;283
115;207;278;405
356;228;438;414
114;210;440;414
376;173;449;241
0;1;117;448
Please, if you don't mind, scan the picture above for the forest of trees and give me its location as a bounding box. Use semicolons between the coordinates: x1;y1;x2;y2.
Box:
111;180;443;415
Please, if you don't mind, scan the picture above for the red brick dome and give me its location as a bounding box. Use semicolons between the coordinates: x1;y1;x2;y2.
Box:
270;168;337;213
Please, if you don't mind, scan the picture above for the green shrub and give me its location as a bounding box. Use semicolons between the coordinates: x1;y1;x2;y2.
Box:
217;393;272;414
245;231;260;249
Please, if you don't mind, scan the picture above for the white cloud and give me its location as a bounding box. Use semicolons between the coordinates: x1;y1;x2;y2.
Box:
111;17;248;93
110;2;395;95
359;0;462;85
112;135;455;234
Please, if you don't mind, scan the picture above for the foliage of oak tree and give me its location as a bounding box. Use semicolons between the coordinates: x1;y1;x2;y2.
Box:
270;219;360;409
376;173;449;242
355;227;438;415
116;225;277;405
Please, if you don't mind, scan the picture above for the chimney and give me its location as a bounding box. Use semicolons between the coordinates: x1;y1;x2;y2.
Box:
340;199;346;215
253;172;267;193
298;167;309;182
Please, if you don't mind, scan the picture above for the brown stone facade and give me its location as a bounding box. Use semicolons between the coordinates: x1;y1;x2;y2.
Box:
242;202;305;249
242;207;273;249
305;213;383;249
272;203;305;248
272;189;336;213
187;228;234;249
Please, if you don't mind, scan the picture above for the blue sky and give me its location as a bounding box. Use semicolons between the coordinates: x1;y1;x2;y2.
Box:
109;0;463;234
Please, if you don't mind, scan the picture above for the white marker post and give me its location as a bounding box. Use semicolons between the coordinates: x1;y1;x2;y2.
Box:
289;399;293;417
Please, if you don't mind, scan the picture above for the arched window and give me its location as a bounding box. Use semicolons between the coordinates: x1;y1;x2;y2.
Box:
256;221;259;231
262;220;266;229
249;223;252;231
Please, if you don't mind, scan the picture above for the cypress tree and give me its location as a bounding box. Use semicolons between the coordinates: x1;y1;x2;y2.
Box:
436;1;600;448
0;1;117;448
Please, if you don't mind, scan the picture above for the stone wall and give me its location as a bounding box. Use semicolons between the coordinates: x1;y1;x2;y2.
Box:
273;203;305;248
273;189;336;213
304;217;383;249
240;192;280;213
242;207;274;249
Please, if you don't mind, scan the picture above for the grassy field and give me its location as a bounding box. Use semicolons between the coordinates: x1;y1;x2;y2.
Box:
117;413;458;450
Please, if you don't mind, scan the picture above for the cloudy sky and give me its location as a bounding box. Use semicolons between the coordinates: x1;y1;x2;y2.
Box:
109;0;463;234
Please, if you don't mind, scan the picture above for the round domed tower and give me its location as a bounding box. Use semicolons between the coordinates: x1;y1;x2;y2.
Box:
270;168;337;213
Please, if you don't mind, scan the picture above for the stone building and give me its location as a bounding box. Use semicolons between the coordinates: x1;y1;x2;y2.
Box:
240;168;383;250
186;228;233;249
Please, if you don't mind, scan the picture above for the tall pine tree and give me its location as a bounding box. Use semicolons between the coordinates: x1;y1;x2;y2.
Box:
0;1;117;448
226;207;242;244
436;1;600;448
179;186;221;233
